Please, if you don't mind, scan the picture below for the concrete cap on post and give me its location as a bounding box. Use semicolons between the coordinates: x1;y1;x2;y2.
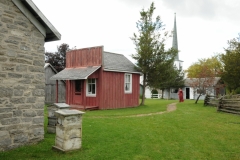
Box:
55;109;85;116
47;103;70;117
53;103;70;109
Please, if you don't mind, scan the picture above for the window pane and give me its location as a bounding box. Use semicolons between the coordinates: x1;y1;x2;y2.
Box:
125;75;127;82
125;75;129;82
92;84;95;94
124;74;132;92
125;83;129;91
75;80;81;92
88;84;91;92
87;78;96;95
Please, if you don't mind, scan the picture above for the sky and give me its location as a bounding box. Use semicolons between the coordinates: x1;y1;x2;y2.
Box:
32;0;240;70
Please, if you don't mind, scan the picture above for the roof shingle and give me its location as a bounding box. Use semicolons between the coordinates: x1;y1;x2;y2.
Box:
103;52;140;74
50;66;101;80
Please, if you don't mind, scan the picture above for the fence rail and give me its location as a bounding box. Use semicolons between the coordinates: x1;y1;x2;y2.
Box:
151;94;162;99
204;94;240;115
204;95;218;107
218;94;240;115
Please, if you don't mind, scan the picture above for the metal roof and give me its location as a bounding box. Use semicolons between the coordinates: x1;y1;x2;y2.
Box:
12;0;61;42
103;52;141;74
50;66;101;80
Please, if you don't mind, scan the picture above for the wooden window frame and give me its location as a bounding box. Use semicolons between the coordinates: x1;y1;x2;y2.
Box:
124;73;132;94
86;78;96;97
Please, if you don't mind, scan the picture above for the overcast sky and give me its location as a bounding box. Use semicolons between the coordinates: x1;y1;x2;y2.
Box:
32;0;239;70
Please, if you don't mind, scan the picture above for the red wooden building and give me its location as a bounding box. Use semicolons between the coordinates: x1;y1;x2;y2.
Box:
51;46;141;110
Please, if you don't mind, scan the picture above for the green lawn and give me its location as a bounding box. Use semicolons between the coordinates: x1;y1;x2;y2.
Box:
1;99;240;160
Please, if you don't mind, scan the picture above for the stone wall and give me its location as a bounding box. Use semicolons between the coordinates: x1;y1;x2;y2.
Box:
0;0;45;151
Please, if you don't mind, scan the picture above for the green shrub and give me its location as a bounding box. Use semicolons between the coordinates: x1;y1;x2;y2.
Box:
151;89;158;94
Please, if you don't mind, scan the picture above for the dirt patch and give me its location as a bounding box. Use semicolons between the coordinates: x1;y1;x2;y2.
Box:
87;103;177;118
125;103;177;117
166;103;177;112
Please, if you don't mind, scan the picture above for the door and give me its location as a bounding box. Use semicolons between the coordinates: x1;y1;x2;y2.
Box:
73;80;83;104
190;87;194;99
186;88;190;99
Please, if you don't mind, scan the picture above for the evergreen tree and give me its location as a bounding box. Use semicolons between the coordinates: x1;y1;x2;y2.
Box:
131;2;176;105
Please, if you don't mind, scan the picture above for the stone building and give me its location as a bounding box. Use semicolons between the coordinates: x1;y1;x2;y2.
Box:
0;0;60;151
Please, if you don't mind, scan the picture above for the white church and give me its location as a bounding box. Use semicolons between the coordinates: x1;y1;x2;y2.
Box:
141;13;222;100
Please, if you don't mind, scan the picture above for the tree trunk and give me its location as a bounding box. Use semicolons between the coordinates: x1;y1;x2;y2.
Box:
195;94;202;104
141;74;146;105
161;89;164;99
168;88;170;100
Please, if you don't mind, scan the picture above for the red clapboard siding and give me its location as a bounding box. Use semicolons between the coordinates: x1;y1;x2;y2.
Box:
85;97;97;106
64;46;140;110
88;69;99;79
100;71;140;109
66;46;103;68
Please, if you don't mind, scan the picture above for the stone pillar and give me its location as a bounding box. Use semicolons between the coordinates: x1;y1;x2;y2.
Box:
47;103;70;133
52;110;85;152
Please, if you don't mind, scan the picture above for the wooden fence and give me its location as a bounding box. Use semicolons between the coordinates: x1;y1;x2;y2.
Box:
204;94;240;115
45;83;65;104
151;94;162;99
204;95;218;107
45;64;66;104
218;94;240;115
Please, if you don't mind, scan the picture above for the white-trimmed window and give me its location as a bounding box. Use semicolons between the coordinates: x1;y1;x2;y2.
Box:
124;73;132;93
86;79;96;96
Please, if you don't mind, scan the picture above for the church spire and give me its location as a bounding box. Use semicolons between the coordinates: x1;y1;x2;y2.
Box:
172;13;179;60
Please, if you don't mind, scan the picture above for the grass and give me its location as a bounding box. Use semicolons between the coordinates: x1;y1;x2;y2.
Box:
1;99;240;160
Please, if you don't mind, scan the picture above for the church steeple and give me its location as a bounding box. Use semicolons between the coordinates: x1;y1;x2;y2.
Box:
172;13;179;61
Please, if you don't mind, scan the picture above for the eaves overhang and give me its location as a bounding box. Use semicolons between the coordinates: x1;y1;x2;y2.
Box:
12;0;61;42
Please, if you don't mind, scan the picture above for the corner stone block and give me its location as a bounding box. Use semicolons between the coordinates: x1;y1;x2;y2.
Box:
0;131;10;139
56;126;82;140
55;136;81;152
57;114;82;127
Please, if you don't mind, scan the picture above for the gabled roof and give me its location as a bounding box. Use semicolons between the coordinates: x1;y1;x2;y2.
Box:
103;52;141;74
50;66;101;80
50;49;142;80
44;63;58;73
12;0;61;42
185;77;221;86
